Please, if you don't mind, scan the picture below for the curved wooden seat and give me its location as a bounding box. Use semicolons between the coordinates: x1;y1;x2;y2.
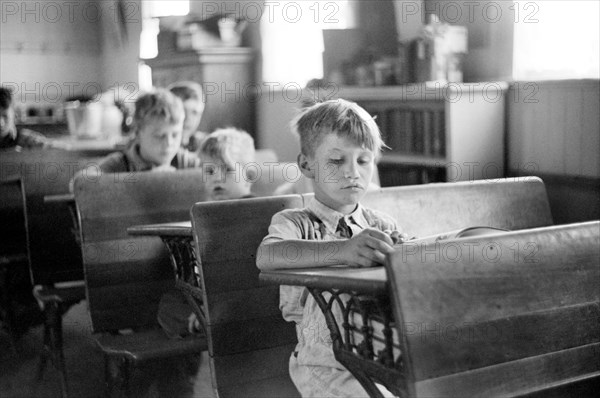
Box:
74;170;210;396
189;195;303;398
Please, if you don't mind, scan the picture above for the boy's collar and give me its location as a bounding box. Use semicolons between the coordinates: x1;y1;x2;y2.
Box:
307;198;368;234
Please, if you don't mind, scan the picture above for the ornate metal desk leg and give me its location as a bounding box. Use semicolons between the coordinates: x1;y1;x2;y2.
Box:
162;237;207;328
308;288;406;398
309;288;387;398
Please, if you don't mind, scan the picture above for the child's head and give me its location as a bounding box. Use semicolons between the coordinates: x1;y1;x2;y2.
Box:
168;81;205;143
292;99;384;213
133;89;184;167
200;127;256;200
0;86;16;139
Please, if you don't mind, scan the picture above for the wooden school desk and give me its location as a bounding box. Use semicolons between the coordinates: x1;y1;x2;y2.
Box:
126;221;205;325
259;265;402;397
258;221;600;398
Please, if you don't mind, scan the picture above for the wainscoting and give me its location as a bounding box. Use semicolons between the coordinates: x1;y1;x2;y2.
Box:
507;79;600;224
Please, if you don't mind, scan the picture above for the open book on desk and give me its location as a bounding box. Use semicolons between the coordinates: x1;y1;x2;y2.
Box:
402;226;510;245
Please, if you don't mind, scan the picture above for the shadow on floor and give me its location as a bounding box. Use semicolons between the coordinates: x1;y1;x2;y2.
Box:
0;301;214;398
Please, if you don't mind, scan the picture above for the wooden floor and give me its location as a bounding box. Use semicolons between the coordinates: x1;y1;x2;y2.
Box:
0;301;215;398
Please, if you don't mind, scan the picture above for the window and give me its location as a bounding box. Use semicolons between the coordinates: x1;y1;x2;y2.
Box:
143;0;189;18
139;0;190;59
261;1;356;86
513;0;599;80
139;1;190;88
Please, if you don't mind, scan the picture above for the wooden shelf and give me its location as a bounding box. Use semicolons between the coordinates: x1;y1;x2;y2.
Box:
380;153;446;168
335;82;509;101
335;83;508;185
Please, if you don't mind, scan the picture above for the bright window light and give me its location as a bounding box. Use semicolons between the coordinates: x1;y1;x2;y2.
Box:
143;0;189;18
261;1;355;86
140;1;190;60
140;18;159;59
138;62;153;92
513;0;599;80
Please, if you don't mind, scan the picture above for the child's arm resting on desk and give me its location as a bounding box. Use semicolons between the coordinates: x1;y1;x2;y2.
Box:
257;228;396;270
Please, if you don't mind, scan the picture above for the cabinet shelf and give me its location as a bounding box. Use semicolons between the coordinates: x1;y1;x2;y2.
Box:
334;83;507;185
380;153;447;168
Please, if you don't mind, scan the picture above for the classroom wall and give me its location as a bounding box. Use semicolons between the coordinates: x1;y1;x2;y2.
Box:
507;79;600;223
0;0;102;106
0;0;141;108
97;0;142;91
508;80;600;178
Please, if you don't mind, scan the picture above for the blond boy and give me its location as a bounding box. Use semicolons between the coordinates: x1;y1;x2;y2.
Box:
257;99;405;397
98;88;199;172
200;127;256;200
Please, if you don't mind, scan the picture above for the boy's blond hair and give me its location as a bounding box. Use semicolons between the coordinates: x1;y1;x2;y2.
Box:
292;99;385;158
199;127;255;170
133;88;184;133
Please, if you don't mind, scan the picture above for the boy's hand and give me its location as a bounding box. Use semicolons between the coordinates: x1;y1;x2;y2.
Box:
385;230;410;245
339;228;395;268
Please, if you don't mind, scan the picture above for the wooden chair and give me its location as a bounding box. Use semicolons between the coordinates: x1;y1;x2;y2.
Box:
1;148;108;285
1;148;102;398
73;170;209;396
189;195;302;397
1;150;105;392
0;177;83;398
386;221;600;397
0;177;29;352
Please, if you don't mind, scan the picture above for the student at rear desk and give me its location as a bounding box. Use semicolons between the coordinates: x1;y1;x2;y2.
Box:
0;86;53;149
168;81;207;153
69;88;200;191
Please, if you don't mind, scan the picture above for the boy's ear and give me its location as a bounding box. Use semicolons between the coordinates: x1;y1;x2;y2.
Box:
298;153;315;179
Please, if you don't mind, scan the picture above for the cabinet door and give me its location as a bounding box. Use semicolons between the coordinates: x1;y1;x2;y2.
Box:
149;49;256;138
199;58;255;135
152;66;202;89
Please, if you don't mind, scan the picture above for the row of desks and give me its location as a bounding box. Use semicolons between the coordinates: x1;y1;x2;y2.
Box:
44;193;384;293
42;182;600;397
46;192;392;394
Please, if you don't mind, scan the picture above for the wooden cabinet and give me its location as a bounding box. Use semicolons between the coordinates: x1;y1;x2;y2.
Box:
334;83;507;186
146;47;256;138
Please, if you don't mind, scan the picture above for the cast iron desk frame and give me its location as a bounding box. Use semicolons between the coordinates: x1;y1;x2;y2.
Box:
126;222;206;328
259;267;405;398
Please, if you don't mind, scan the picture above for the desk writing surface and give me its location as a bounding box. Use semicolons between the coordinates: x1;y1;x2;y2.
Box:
49;136;128;153
259;266;387;295
126;221;192;237
43;193;75;204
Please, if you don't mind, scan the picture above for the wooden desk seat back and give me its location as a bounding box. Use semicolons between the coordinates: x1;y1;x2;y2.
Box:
190;195;302;397
360;177;553;236
1;148;107;285
0;178;29;263
386;221;600;397
73;170;207;332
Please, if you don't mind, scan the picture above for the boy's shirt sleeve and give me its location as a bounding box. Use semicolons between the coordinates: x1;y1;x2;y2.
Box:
260;209;307;324
261;210;303;244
